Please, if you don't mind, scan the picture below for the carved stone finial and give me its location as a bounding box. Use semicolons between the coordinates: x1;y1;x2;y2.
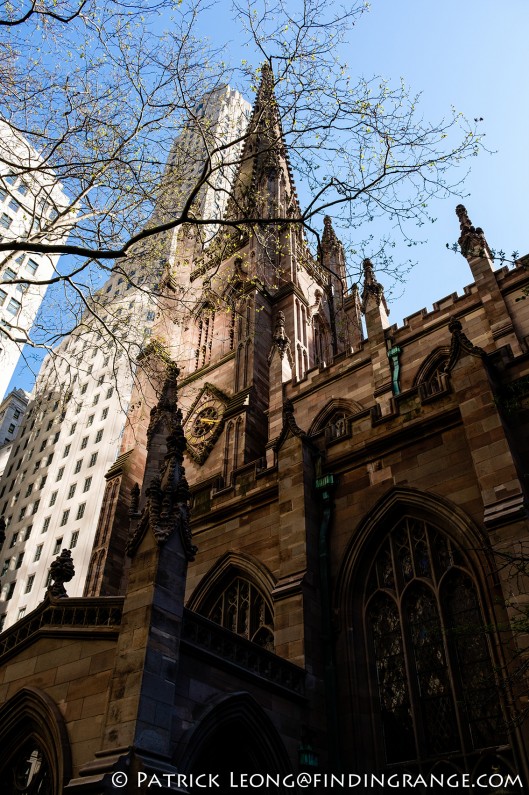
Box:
361;259;389;316
146;363;180;447
268;309;294;366
321;216;340;250
48;549;75;598
127;384;197;560
456;204;488;258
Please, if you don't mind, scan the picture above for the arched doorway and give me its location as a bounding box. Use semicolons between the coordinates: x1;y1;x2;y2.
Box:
178;693;292;795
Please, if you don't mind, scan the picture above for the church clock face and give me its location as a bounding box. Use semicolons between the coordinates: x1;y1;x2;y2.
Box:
190;405;219;443
183;385;228;464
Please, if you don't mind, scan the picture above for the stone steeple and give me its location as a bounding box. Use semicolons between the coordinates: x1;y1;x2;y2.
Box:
224;62;301;223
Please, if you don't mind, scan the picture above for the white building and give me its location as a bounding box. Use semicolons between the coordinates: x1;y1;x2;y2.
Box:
0;122;70;401
159;85;251;244
0;388;30;477
0;88;250;630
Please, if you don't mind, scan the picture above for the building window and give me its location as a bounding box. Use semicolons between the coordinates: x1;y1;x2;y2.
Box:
31;499;40;514
34;545;43;561
88;452;98;467
74;459;82;474
363;516;507;768
67;484;76;499
87;414;94;427
0;614;5;631
6;582;15;600
25;574;35;593
63;444;71;458
0;288;7;306
18;507;26;521
26;258;39;275
53;538;63;554
70;530;79;549
15;552;24;569
105;387;114;400
97;375;104;386
39;439;47;452
39;475;47;489
80;383;88;395
202;576;274;650
95;429;103;443
1;559;9;576
70;423;77;435
56;467;64;481
49;491;58;507
52;432;60;443
76;503;86;520
23;525;32;541
6;297;21;315
17;607;26;620
93;394;100;406
101;407;109;420
46;453;54;465
8;423;15;434
0;212;12;229
9;532;18;548
42;516;50;533
80;436;88;450
25;483;33;498
8;197;20;213
60;509;69;527
83;476;92;493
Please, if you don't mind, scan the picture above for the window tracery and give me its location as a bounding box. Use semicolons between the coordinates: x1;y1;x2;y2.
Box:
205;576;274;651
3;740;51;795
364;517;506;769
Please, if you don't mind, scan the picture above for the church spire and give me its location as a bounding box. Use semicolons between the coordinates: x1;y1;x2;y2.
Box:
224;63;301;222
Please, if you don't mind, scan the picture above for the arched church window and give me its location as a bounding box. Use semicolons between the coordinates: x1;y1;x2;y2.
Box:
205;576;274;651
364;517;506;770
3;740;51;795
195;304;215;370
312;315;328;367
325;410;349;440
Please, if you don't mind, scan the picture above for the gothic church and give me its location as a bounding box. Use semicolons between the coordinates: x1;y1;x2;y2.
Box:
1;65;529;793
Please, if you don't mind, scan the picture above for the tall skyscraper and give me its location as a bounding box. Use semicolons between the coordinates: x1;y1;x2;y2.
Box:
0;89;250;629
0;122;70;401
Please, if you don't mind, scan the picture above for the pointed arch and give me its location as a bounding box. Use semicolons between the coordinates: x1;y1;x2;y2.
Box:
336;486;515;777
187;552;276;650
413;346;451;395
187;551;276;612
308;397;364;437
0;687;72;793
176;691;292;776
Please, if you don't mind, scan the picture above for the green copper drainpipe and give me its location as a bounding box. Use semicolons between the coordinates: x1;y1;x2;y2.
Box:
315;472;341;772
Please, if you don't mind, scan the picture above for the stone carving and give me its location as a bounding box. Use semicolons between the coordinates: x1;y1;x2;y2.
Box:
444;317;485;373
268;310;294;366
361;258;389;315
456;204;489;259
128;370;197;560
48;548;75;598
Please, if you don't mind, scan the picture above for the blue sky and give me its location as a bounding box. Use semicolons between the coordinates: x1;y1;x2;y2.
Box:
7;0;529;392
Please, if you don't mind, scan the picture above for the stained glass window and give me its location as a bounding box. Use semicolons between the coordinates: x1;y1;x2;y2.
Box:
3;741;51;795
365;517;505;767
